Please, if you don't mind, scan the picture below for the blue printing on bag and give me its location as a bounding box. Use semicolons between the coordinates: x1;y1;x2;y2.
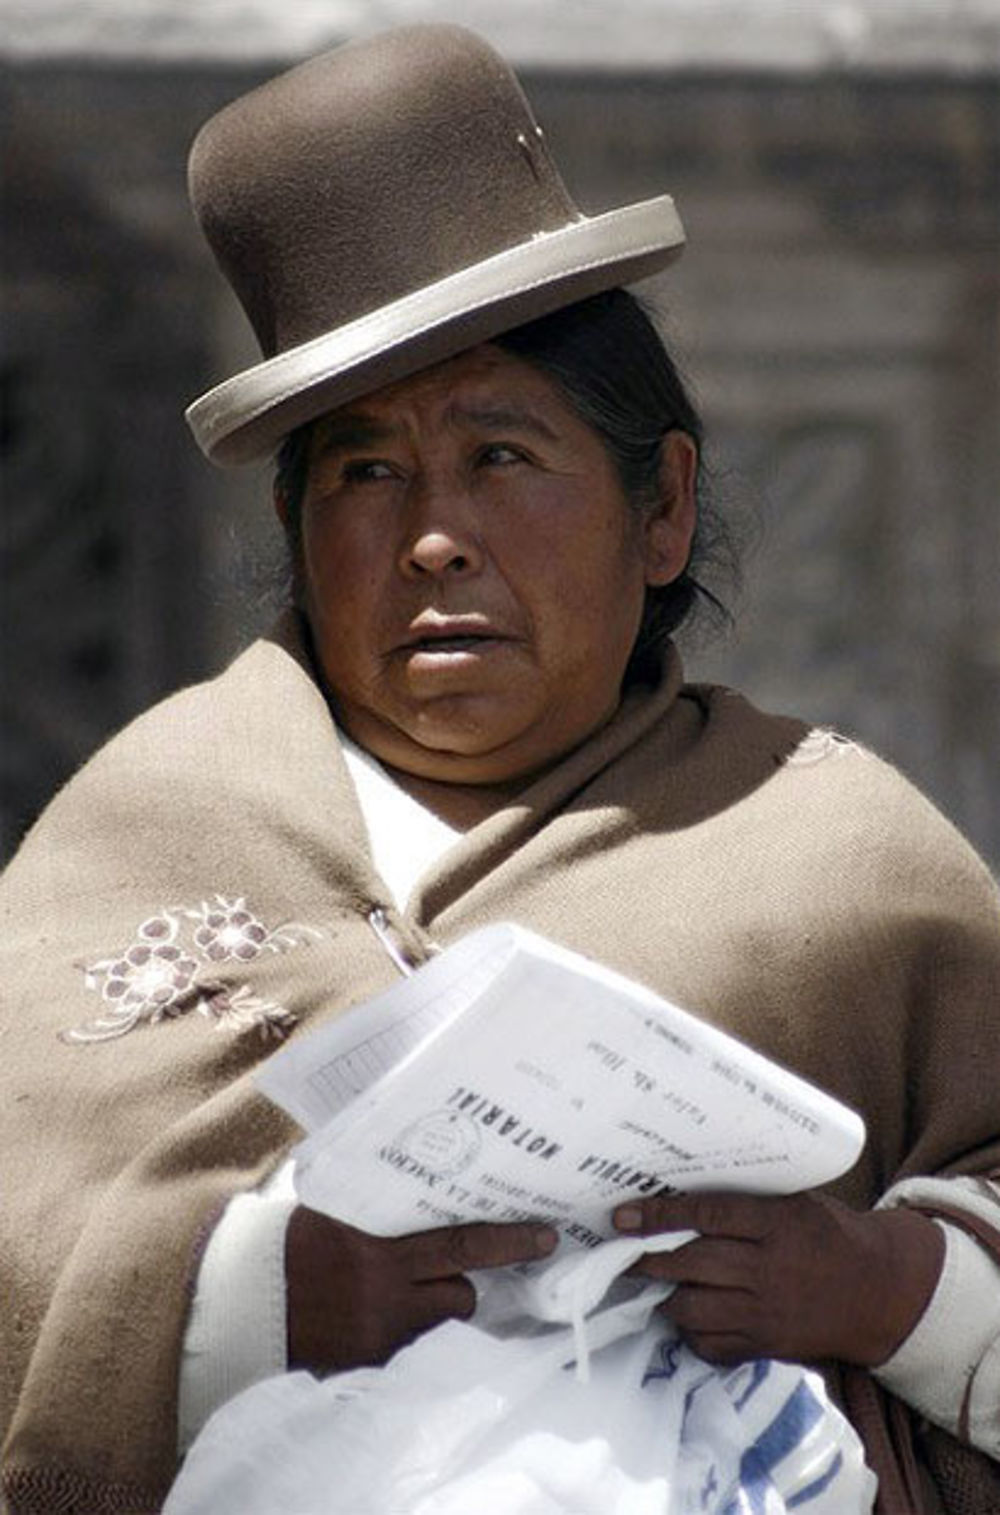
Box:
787;1450;845;1507
724;1378;826;1513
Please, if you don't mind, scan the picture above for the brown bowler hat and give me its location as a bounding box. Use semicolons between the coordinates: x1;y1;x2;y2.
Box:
185;24;685;467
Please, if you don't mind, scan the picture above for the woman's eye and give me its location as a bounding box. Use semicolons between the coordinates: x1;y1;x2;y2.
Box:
341;459;396;483
478;443;525;467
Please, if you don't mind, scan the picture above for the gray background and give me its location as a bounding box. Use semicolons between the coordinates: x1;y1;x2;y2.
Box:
2;2;998;869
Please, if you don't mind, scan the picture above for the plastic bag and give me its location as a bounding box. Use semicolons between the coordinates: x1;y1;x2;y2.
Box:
165;1240;876;1515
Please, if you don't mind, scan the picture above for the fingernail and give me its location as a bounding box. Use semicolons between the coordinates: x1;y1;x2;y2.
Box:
614;1205;642;1231
535;1226;559;1255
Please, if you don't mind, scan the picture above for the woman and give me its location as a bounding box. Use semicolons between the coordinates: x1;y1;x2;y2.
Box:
2;24;998;1515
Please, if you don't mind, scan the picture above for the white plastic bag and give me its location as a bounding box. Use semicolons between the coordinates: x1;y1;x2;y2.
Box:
166;1241;876;1515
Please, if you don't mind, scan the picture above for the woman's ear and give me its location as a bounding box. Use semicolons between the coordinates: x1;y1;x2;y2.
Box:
642;430;698;587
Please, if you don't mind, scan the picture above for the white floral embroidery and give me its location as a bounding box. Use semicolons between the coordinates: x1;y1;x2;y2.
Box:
785;727;866;766
184;894;323;962
62;895;321;1045
194;983;298;1039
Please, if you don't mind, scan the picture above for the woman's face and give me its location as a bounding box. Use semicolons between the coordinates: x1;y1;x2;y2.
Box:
289;343;695;788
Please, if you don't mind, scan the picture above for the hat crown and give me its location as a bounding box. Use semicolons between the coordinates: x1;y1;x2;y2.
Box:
189;24;578;358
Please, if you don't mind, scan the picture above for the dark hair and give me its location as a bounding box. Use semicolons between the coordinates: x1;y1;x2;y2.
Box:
275;289;734;682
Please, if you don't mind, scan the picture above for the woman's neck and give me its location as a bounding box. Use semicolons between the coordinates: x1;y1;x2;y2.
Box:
381;764;521;831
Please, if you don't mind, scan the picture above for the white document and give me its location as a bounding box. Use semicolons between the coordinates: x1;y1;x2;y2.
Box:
256;923;865;1242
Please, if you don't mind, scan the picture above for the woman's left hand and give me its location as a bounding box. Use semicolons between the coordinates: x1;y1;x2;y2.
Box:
613;1190;944;1368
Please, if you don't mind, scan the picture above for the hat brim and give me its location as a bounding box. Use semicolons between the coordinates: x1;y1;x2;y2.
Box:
186;195;685;467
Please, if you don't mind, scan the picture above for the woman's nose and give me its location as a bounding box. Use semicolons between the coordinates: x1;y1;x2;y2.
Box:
398;481;484;578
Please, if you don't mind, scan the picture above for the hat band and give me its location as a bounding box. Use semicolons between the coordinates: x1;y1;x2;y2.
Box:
187;195;684;465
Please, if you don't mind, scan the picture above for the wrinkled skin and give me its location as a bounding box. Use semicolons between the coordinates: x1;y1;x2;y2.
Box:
613;1189;945;1368
286;1207;558;1372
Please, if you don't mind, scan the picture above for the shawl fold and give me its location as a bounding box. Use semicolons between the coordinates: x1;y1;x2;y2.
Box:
2;617;999;1513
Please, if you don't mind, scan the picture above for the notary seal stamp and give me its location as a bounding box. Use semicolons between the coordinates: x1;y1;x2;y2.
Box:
394;1109;482;1177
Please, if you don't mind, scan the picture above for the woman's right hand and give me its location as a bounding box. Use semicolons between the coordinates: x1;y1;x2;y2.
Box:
285;1204;558;1373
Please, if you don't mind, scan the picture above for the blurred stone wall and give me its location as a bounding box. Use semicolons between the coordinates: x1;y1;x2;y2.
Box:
2;21;998;867
5;0;1000;70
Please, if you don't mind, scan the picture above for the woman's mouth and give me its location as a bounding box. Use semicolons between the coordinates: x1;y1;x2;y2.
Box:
399;618;509;657
408;633;497;653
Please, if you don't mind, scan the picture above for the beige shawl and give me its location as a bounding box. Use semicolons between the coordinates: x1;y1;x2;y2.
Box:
2;617;999;1513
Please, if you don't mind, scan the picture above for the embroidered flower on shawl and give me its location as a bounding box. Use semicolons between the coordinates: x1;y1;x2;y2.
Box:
785;727;866;766
62;896;321;1045
191;899;271;962
99;934;200;1014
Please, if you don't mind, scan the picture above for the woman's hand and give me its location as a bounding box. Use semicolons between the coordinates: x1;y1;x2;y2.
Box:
286;1205;558;1374
613;1190;944;1368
